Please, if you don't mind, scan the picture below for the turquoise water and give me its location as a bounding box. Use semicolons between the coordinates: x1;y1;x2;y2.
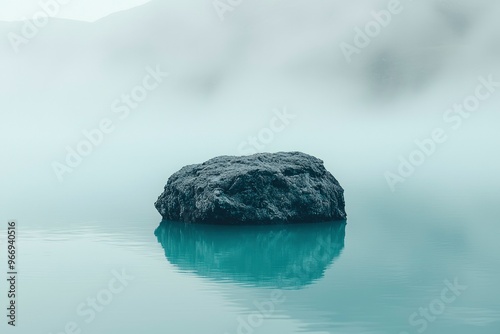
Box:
5;190;500;334
2;1;499;333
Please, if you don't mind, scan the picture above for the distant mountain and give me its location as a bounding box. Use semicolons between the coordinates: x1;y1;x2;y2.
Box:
1;0;499;117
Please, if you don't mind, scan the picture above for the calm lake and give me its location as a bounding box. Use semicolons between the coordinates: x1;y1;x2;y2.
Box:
2;1;500;333
6;186;500;334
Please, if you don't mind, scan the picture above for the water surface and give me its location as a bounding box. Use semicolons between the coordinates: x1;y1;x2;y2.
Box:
7;190;500;334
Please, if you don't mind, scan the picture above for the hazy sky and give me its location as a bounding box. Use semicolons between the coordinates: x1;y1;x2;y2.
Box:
0;0;151;22
1;0;499;223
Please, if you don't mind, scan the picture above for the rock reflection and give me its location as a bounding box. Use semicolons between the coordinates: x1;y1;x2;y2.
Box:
154;220;346;289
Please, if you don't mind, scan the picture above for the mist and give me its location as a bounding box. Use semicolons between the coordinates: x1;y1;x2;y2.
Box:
1;0;499;225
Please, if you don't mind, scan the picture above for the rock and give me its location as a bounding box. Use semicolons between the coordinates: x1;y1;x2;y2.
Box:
154;152;346;224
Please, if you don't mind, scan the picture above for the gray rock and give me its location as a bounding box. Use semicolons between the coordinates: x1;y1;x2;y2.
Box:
154;152;346;224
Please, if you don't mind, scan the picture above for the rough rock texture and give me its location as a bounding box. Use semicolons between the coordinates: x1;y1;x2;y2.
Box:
154;152;346;224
